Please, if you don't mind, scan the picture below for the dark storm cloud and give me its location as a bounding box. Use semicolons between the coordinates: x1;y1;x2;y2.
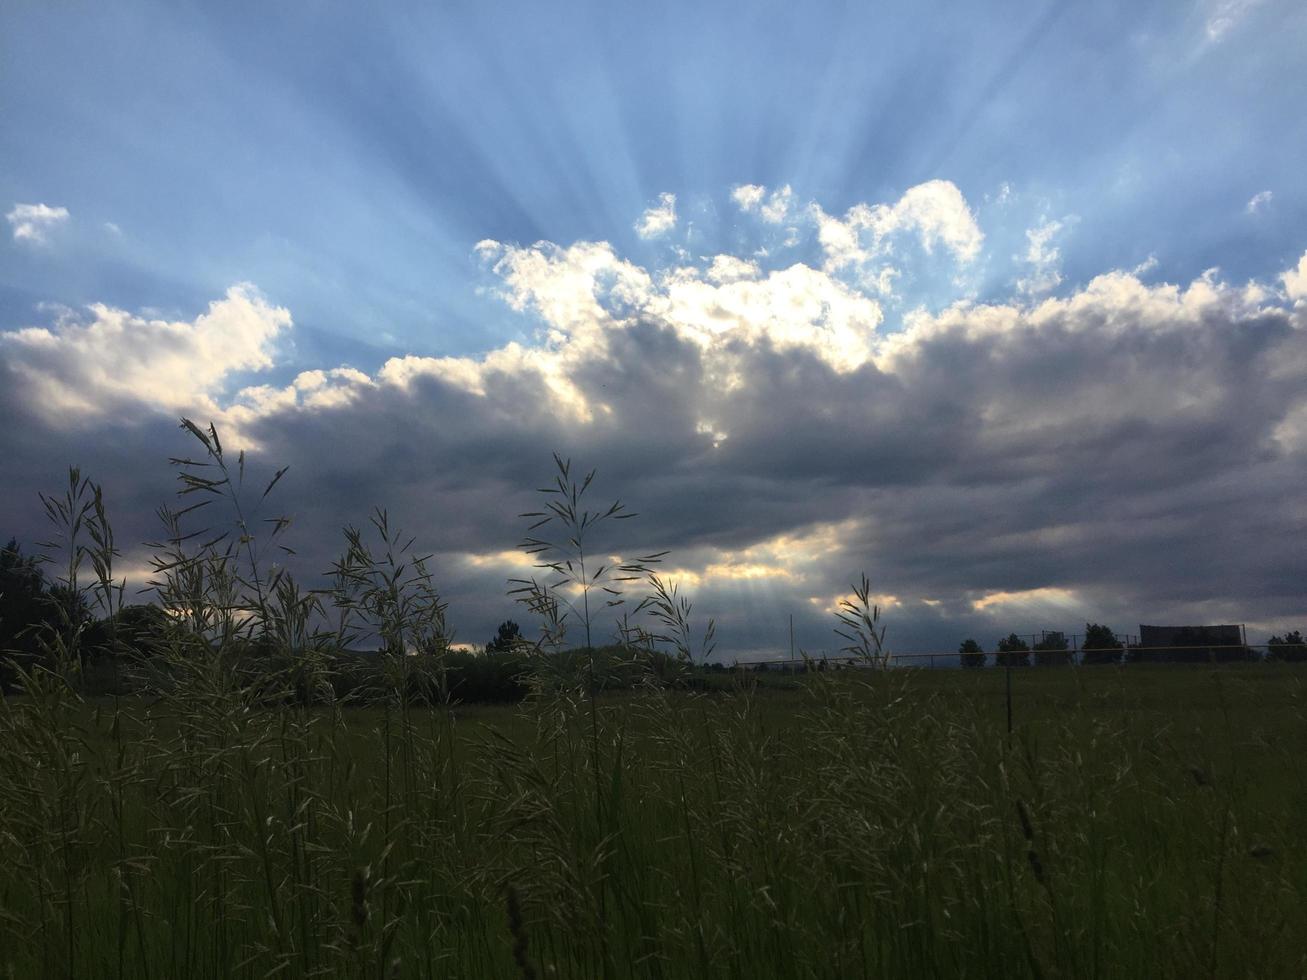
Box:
2;251;1305;655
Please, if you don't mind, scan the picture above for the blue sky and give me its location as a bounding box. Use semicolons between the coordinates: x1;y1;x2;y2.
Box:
2;0;1306;656
5;0;1302;362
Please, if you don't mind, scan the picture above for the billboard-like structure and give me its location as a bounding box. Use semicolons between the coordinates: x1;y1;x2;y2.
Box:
1135;624;1251;662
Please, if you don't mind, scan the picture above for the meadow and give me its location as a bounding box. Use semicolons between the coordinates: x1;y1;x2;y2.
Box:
1;664;1304;979
2;424;1304;978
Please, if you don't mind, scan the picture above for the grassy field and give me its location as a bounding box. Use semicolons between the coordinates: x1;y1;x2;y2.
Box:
1;663;1304;979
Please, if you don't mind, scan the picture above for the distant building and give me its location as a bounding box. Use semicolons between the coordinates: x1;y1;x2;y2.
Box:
1136;624;1251;663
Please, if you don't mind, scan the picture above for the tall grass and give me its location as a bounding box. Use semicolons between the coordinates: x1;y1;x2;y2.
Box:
0;423;1304;977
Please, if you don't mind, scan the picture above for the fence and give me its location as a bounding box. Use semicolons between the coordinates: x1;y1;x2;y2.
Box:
733;643;1294;672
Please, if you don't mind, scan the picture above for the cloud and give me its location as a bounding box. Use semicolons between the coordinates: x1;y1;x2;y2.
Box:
4;192;1307;656
970;587;1078;614
1246;190;1273;214
0;284;290;425
705;255;760;284
1205;0;1264;42
813;180;984;273
1015;217;1066;296
1284;253;1307;302
731;180;984;297
1132;254;1159;276
634;192;677;239
730;184;765;212
731;183;795;224
7;202;70;245
475;235;883;375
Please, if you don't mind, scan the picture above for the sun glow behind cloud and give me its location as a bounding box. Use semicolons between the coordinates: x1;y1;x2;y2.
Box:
3;175;1307;653
970;587;1079;613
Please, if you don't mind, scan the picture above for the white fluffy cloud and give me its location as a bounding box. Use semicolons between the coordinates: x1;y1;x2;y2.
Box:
729;180;985;296
7;202;70;245
731;183;795;224
704;255;760;284
0;284;290;424
813;179;984;274
476;238;656;344
474;236;883;374
1284;253;1307;302
634;192;678;239
730;184;765;212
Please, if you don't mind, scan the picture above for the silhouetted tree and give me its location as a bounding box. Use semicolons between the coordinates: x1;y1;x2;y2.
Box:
84;603;171;660
1267;630;1307;662
1081;622;1123;664
995;633;1030;668
486;620;523;653
1;539;48;649
1033;632;1072;667
1;539;51;690
959;638;986;668
1080;622;1123;665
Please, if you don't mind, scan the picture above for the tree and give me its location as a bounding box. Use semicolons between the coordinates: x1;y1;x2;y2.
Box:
1033;631;1072;667
1267;630;1307;662
995;633;1030;668
1080;622;1123;665
83;603;171;660
1;539;47;644
1;539;50;689
486;620;523;654
958;638;986;668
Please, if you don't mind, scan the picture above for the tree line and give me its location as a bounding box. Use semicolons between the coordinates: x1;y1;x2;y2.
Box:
957;624;1307;666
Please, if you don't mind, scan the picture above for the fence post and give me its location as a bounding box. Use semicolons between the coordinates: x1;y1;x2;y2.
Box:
1005;662;1013;735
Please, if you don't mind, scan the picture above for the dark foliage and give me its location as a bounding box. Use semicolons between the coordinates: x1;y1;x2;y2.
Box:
486;620;523;653
995;633;1031;668
1;539;50;689
1267;630;1307;662
958;638;986;669
1033;632;1072;667
1080;622;1123;665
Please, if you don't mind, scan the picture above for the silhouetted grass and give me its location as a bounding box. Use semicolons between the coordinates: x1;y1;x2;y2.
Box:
0;423;1304;977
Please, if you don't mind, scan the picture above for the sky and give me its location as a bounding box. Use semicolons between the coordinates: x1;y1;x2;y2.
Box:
2;0;1306;658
